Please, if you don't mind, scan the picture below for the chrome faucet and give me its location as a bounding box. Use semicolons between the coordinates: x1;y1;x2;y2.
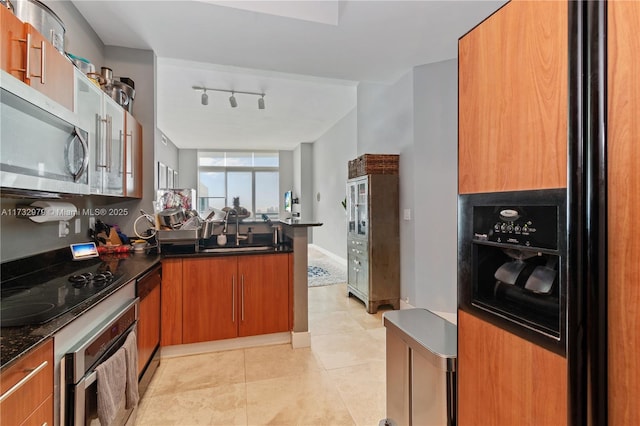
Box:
229;208;247;246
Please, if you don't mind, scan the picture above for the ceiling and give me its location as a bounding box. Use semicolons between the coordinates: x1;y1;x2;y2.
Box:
72;0;505;150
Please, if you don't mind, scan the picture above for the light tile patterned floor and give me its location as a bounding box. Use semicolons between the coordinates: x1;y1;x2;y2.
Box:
135;259;390;426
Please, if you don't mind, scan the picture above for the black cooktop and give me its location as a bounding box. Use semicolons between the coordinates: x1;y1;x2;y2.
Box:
1;258;124;327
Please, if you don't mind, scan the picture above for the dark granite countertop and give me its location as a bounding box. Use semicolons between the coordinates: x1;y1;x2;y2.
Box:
161;244;292;258
1;252;161;371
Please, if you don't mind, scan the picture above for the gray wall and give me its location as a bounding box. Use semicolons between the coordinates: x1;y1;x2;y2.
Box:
51;1;104;69
178;149;198;190
356;71;417;307
412;59;458;314
311;108;357;259
308;61;458;315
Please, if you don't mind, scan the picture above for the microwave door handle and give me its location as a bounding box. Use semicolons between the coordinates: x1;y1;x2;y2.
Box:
75;127;89;182
66;128;89;182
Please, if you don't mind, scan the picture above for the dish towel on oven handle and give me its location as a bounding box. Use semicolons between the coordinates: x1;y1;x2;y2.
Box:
96;348;127;426
123;330;140;409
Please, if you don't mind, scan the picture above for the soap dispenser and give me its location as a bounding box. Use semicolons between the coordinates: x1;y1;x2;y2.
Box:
247;227;253;244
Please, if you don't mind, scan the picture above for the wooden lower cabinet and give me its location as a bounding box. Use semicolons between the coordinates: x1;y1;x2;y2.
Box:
457;311;567;425
161;254;291;346
183;257;238;343
0;338;53;426
161;258;183;346
137;266;161;376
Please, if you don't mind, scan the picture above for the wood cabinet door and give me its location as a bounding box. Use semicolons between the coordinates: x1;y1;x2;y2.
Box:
137;283;160;375
124;111;143;198
458;0;568;193
238;254;289;337
160;258;183;346
457;311;567;425
0;339;53;426
0;6;27;81
183;257;238;343
24;24;73;111
608;1;640;423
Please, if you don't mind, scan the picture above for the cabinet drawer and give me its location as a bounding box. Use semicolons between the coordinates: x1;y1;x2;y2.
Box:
0;339;53;426
348;238;368;253
21;394;53;426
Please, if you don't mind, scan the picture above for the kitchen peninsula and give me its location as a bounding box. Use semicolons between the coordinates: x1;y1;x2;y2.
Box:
157;218;322;358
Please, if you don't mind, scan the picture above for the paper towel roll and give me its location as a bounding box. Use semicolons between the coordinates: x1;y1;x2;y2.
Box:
29;201;77;223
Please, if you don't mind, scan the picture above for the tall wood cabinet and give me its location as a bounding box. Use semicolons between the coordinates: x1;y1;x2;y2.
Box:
607;1;640;423
458;0;569;424
458;0;567;194
346;174;400;314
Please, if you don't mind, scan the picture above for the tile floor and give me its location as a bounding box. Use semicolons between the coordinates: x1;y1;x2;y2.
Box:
135;281;390;425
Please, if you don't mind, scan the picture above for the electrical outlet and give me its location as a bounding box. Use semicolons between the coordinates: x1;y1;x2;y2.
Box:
89;216;96;229
403;209;411;221
75;218;81;234
59;221;70;238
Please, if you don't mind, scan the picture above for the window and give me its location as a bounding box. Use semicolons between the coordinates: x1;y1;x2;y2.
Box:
197;151;280;219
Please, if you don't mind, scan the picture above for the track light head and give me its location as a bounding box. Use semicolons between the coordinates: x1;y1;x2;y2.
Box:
229;93;238;108
201;90;208;106
258;95;265;110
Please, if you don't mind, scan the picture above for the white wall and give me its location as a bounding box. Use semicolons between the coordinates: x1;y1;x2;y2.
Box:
311;108;357;259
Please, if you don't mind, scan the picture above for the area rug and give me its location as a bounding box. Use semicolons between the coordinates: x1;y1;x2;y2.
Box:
308;247;347;287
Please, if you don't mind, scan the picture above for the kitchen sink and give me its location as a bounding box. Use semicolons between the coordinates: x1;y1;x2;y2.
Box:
201;245;273;253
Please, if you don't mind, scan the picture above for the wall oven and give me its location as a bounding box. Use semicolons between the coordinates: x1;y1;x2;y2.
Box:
458;189;567;355
62;298;138;426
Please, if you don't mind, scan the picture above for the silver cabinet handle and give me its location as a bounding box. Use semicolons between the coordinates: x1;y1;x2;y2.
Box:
241;275;245;322
232;275;236;323
13;34;28;75
28;39;45;83
40;40;45;84
125;131;134;176
25;32;31;79
0;360;48;403
118;130;124;176
106;115;113;172
96;114;107;170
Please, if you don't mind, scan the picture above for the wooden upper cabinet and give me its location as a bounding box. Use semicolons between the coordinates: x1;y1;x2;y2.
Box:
1;6;27;81
458;0;568;194
24;24;74;110
458;311;567;425
607;1;640;424
0;8;73;110
125;111;143;198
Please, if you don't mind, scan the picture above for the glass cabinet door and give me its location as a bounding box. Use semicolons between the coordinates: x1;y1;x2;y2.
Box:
75;73;105;194
347;177;368;237
356;180;368;237
103;97;125;195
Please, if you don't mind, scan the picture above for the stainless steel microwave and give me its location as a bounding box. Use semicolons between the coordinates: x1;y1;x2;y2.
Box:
1;71;89;196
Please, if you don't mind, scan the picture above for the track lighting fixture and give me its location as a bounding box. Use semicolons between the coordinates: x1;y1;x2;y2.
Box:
192;86;265;110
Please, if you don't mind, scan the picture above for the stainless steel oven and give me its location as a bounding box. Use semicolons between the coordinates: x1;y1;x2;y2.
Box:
62;298;138;426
